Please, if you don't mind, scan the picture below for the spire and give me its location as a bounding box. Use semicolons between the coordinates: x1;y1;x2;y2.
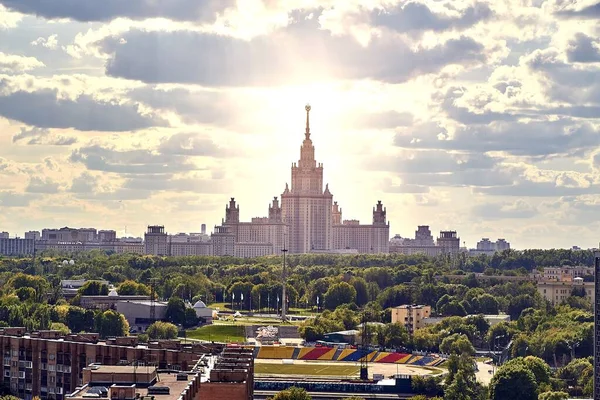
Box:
305;104;311;140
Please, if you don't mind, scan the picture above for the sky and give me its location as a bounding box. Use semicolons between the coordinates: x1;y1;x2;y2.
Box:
0;0;599;249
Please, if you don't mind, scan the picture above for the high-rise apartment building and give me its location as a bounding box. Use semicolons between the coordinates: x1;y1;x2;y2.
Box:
391;305;432;334
144;226;168;256
24;231;41;241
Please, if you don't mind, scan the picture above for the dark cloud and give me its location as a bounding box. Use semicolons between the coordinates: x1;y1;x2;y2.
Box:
0;0;234;22
158;133;225;157
98;23;486;85
69;172;99;194
372;2;493;34
129;87;231;125
13;127;78;146
0;89;167;131
566;33;600;63
395;119;600;158
472;200;537;219
0;191;38;207
556;2;600;19
25;177;61;194
121;176;229;193
70;145;202;174
369;150;497;174
474;180;600;197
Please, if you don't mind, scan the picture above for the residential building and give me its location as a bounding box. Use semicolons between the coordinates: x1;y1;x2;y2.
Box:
390;226;461;257
437;231;460;255
144;226;168;256
199;348;254;400
0;238;35;256
68;364;202;400
24;231;41;241
0;328;206;400
41;227;97;242
331;201;390;253
469;238;511;255
0;232;9;239
98;230;116;242
532;265;594;281
391;305;432;333
537;276;594;305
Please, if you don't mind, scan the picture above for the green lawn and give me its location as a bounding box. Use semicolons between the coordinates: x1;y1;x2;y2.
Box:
186;324;246;343
255;363;359;377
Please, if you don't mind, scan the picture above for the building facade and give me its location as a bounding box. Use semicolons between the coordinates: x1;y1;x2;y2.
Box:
391;305;432;334
214;105;389;256
537;277;594;305
389;226;461;256
144;226;168;256
0;238;35;256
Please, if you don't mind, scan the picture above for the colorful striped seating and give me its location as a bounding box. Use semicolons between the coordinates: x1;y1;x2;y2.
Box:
336;349;356;361
257;346;295;359
339;349;368;362
317;348;336;360
412;356;434;366
407;355;423;365
300;347;333;360
374;352;410;363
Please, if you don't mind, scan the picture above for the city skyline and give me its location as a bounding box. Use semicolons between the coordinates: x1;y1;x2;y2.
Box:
0;1;599;249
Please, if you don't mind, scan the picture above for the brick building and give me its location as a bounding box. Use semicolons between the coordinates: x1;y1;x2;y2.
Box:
0;328;213;400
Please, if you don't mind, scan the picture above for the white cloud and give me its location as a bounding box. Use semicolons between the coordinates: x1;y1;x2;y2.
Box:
0;52;44;72
31;34;58;49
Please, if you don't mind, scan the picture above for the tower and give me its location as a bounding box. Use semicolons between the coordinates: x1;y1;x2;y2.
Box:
225;198;239;224
281;105;333;253
373;200;386;225
332;201;342;225
269;197;282;222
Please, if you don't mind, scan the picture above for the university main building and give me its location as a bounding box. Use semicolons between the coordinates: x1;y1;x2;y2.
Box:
210;105;390;257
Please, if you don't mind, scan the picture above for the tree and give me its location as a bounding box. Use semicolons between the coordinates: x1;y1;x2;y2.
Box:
165;297;186;325
489;363;537;400
538;392;568;400
146;321;178;339
184;308;198;328
95;310;129;338
324;282;356;310
439;334;475;356
271;387;312;400
78;281;109;296
50;322;71;335
381;323;409;348
472;294;499;314
117;280;151;295
439;300;467;317
351;278;369;306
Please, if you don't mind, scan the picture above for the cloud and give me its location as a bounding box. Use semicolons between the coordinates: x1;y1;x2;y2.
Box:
472;199;538;219
30;34;58;49
0;89;167;131
395;119;600;159
69;144;202;175
370;150;497;175
371;2;493;34
13;127;77;146
96;23;487;85
566;33;600;63
158;132;226;157
121;176;229;193
0;191;38;206
556;2;600;19
129;86;232;125
25;177;61;194
355;111;414;130
0;0;235;22
69;172;99;194
0;52;44;72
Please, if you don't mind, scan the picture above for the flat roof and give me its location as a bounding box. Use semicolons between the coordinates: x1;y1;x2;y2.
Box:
70;371;197;400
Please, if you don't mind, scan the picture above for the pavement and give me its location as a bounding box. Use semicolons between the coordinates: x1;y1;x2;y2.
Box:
475;361;494;385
